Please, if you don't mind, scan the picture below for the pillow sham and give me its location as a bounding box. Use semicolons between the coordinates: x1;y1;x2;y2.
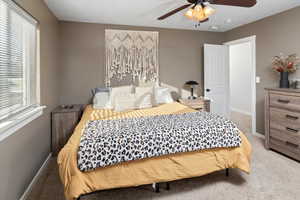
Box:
91;87;110;96
114;93;136;112
92;88;112;109
154;87;174;105
110;85;134;109
135;86;154;109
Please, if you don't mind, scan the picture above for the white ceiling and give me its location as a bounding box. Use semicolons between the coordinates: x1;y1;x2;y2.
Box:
44;0;300;32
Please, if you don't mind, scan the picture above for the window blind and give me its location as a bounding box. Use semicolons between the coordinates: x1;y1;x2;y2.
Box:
0;0;38;121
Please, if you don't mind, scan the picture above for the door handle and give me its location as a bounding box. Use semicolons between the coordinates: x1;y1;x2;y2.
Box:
206;89;211;92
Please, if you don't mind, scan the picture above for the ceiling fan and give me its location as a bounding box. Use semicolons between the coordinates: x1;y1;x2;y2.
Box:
157;0;257;24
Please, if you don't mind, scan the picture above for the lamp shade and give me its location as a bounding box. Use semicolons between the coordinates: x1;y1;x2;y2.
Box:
185;80;199;86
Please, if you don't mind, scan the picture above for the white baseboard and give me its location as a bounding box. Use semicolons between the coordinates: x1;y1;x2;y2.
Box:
253;132;265;139
19;153;52;200
230;108;252;116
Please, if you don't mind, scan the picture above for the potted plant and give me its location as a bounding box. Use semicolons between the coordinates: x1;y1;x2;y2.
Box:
272;53;300;88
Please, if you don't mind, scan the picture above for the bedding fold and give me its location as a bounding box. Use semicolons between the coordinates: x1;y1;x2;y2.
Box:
78;112;242;171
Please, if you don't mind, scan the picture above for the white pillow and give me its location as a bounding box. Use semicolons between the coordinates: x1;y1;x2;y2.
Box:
93;91;111;109
114;93;136;112
154;87;174;105
135;86;154;109
109;85;133;109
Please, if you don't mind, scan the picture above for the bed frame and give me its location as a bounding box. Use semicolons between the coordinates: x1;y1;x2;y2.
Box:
76;168;229;199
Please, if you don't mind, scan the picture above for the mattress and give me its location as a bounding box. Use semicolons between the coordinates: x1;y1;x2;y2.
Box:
58;102;252;200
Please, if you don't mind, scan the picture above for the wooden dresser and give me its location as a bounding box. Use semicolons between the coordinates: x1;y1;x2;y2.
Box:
265;88;300;161
179;97;211;112
51;105;83;156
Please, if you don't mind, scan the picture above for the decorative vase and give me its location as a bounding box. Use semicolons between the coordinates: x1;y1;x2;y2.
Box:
280;72;290;88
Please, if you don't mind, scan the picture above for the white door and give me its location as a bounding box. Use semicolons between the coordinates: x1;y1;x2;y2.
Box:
204;44;229;117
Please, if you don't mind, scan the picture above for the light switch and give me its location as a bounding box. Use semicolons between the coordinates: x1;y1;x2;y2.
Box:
256;76;260;83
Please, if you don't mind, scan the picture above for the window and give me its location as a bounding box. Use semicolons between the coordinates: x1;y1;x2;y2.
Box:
0;0;43;140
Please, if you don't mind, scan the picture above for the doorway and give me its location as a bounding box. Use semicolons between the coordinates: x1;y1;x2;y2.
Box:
225;36;256;135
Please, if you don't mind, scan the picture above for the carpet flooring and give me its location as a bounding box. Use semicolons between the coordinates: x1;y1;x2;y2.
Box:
27;134;300;200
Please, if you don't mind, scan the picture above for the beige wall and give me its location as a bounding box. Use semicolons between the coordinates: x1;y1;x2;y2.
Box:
59;22;224;104
225;6;300;134
0;0;60;200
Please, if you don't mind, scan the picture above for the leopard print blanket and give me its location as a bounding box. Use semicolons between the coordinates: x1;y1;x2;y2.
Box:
78;112;241;172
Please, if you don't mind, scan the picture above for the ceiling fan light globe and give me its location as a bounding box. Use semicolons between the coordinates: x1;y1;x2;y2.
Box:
185;8;194;19
203;5;216;17
192;5;206;20
193;4;203;13
194;13;206;21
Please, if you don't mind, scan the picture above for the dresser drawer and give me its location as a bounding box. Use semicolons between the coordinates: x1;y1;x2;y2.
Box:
270;120;300;144
269;128;300;146
179;98;210;112
269;137;300;160
270;93;300;112
270;107;300;127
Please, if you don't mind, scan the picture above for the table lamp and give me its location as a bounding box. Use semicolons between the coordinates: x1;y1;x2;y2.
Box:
185;80;199;99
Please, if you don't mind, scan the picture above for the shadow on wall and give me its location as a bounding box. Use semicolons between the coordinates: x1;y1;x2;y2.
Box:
161;82;195;100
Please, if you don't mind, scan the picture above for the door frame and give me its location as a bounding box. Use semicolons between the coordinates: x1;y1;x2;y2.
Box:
224;35;257;135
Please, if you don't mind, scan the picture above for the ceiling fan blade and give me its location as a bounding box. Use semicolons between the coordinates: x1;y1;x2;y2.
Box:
209;0;257;7
158;4;192;20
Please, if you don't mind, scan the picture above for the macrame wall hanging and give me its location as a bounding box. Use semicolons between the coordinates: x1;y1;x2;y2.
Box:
105;29;159;86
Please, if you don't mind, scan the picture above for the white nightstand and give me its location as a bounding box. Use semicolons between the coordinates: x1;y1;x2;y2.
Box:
179;97;210;112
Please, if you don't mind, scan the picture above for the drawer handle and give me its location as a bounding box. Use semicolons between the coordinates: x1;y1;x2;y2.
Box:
278;99;290;104
286;141;299;148
286;115;299;120
286;127;299;133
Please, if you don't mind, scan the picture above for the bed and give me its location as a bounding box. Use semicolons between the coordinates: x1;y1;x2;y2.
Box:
57;102;252;200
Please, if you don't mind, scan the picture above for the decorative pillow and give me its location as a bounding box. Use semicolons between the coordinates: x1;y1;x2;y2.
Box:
135;86;154;109
91;87;110;96
92;88;112;109
114;93;136;112
154;87;174;105
110;85;133;109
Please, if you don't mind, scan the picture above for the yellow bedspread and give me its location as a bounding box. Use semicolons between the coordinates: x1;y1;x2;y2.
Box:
58;102;252;200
